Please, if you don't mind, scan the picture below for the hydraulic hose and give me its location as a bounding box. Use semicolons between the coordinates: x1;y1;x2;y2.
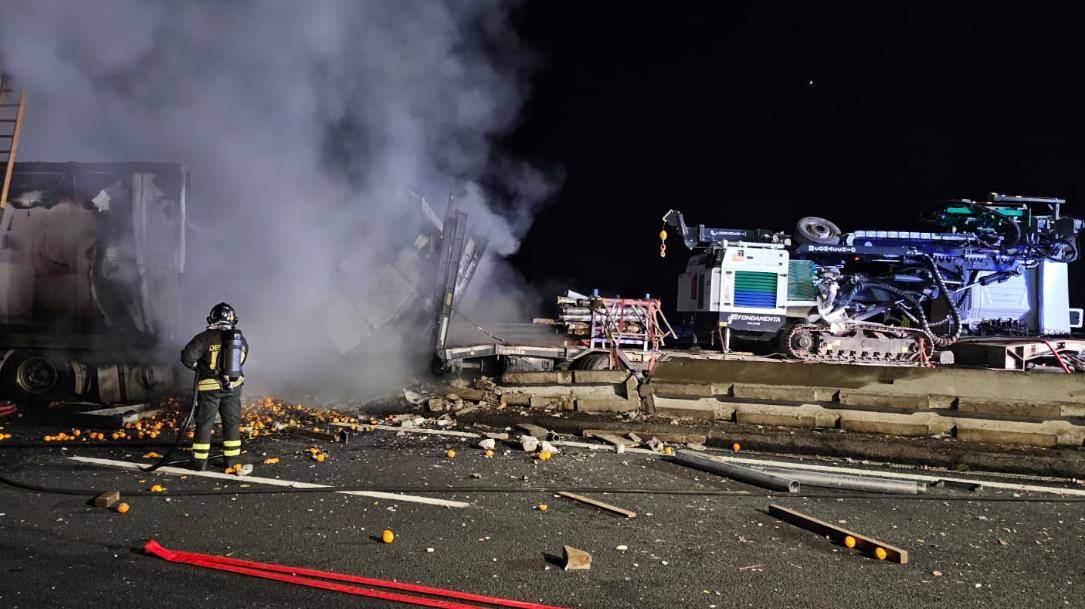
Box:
921;253;962;347
141;371;200;472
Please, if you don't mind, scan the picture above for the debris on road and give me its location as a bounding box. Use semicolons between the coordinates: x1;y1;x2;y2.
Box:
478;438;496;450
517;423;549;439
93;490;120;508
669;451;800;492
562;545;591;571
521;435;540;452
768;504;909;564
557;491;636;519
144;540;572;608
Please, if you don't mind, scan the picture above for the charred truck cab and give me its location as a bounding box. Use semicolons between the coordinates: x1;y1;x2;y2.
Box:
0;162;188;403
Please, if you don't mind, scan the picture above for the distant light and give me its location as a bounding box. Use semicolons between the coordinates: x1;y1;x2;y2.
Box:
808;80;814;86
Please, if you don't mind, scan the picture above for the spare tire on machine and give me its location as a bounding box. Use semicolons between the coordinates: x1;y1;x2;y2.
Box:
794;216;842;245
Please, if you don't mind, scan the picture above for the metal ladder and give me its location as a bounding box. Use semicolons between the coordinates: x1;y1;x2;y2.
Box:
0;72;26;215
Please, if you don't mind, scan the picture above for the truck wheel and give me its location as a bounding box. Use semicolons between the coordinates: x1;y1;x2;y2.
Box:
575;352;612;370
0;351;75;403
795;216;842;245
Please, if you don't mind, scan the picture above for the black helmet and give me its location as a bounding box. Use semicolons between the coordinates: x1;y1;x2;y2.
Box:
207;302;238;326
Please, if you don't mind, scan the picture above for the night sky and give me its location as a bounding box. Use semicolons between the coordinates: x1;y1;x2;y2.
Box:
503;3;1085;310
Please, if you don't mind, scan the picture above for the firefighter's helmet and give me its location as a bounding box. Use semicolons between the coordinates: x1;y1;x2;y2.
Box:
207;302;238;326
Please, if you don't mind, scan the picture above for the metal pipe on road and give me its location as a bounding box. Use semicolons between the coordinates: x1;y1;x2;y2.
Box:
755;466;926;495
669;451;800;492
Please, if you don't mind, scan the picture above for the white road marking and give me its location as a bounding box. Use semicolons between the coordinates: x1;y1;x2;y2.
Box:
69;456;471;508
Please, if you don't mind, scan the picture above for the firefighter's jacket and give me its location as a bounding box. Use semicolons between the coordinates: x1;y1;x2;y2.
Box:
181;328;249;391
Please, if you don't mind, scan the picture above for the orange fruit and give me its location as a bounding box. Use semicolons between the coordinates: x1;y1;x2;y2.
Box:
381;530;395;543
115;503;130;513
538;504;548;512
484;449;494;458
873;547;887;560
732;442;741;452
538;451;551;461
446;450;457;458
315;453;325;463
843;535;856;549
662;446;674;456
149;484;165;493
263;457;279;465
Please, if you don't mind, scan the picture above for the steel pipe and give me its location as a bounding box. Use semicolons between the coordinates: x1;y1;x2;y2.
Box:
755;466;926;495
669;451;800;492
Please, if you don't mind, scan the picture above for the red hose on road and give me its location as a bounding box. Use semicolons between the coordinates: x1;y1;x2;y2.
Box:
143;540;571;609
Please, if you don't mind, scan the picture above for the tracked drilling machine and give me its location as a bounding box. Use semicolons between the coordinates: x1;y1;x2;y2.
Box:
662;194;1084;369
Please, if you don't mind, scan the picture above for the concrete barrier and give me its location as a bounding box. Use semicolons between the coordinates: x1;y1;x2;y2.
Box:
838;411;954;436
730;383;836;402
646;395;734;421
954;419;1085;447
733;403;839;429
573;370;631;384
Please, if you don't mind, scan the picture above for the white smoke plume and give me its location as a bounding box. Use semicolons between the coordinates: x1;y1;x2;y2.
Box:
0;0;558;399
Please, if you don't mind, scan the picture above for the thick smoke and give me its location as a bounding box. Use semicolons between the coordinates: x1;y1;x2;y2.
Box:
0;1;557;400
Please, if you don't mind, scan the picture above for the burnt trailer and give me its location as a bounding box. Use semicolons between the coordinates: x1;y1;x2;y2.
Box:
0;162;187;403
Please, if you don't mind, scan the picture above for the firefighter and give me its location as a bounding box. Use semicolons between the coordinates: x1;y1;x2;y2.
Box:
181;302;249;471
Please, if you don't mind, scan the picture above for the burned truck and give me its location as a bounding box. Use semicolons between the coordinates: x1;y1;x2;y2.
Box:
0;162;187;403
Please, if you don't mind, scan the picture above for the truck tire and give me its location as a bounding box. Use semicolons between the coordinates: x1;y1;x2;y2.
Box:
795;216;842;245
0;350;75;404
575;352;612;370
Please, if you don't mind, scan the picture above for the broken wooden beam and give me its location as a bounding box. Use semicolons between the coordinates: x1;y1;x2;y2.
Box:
562;545;591;570
582;429;706;445
557;491;636;518
517;423;550;439
94;490;120;508
768;504;908;564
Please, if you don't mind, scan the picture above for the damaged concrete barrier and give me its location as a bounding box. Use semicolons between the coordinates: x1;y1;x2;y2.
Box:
954;419;1085;448
572;370;630;384
837;411;955;437
501;371;572;385
732;403;840;429
644;395;734;421
731;383;837;403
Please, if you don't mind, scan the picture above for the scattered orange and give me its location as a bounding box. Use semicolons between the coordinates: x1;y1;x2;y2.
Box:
538;451;551;461
732;442;741;452
315;453;326;463
149;484;165;493
873;547;887;561
538;504;548;512
484;449;494;458
662;446;674;456
446;450;457;458
115;503;130;513
263;457;279;465
843;535;856;549
381;530;395;543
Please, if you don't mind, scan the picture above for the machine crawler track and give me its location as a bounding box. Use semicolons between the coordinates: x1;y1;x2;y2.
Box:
781;322;936;366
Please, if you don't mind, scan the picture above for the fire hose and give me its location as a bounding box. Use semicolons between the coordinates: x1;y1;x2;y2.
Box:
140;370;216;472
144;539;570;609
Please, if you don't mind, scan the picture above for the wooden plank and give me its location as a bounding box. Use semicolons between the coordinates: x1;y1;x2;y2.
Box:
558;491;636;518
94;490;120;508
583;430;637;449
328;422;481;438
517;423;549;439
583;429;705;444
768;504;908;564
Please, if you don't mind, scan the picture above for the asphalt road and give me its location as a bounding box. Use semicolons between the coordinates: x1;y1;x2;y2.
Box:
1;426;1084;608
